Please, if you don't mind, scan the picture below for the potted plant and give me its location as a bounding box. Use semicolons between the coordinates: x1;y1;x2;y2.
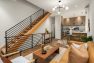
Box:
81;36;88;42
45;28;49;34
41;44;47;54
81;36;93;42
87;36;93;41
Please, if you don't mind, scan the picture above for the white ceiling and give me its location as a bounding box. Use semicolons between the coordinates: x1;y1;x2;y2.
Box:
27;0;89;15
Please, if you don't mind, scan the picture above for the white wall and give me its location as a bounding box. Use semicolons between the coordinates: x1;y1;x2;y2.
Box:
63;9;86;18
34;17;52;33
89;0;94;41
0;0;40;45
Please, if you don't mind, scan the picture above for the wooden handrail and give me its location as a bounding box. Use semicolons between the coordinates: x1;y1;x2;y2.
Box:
1;51;20;57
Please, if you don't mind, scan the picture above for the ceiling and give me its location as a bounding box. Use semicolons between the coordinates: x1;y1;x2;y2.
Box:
27;0;89;15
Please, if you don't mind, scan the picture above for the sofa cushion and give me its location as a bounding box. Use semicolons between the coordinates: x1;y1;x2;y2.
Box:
69;45;89;63
59;48;70;63
58;40;68;46
72;43;88;49
59;47;67;54
69;41;84;45
51;54;64;63
72;43;81;48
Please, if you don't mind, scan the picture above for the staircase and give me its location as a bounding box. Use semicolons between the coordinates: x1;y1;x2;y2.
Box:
18;34;43;51
2;9;51;54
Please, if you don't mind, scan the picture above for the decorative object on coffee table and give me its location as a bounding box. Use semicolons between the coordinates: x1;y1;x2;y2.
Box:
41;44;47;54
34;45;59;60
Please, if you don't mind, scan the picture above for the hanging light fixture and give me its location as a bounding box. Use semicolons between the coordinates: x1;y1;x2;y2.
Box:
52;0;69;14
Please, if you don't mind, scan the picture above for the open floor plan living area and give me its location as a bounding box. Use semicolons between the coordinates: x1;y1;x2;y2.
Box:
0;0;94;63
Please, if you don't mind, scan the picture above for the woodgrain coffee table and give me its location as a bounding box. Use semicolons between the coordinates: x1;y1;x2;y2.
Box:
33;44;59;63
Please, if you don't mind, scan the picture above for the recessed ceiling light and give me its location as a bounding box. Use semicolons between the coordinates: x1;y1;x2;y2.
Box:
58;1;62;6
52;8;55;11
65;6;69;10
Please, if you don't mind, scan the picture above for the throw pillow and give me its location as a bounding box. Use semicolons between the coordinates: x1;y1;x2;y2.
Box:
69;45;89;63
72;43;81;48
72;43;88;49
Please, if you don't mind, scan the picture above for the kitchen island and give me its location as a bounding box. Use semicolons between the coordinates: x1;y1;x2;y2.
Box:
70;32;87;41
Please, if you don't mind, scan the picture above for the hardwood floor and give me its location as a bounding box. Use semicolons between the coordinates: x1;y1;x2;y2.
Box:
9;39;57;63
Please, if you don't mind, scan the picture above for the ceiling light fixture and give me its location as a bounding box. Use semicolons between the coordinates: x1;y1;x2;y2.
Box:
52;8;55;11
52;0;69;14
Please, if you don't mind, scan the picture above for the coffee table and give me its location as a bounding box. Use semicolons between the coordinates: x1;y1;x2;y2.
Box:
33;44;59;63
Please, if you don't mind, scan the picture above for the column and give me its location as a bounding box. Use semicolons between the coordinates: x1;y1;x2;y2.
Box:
55;15;61;39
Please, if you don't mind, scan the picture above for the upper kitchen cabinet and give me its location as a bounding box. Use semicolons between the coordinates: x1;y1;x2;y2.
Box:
62;16;85;26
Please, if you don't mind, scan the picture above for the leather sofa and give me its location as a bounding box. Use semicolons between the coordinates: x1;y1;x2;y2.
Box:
50;42;94;63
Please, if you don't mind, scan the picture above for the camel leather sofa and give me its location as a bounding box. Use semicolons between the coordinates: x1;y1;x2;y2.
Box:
50;42;94;63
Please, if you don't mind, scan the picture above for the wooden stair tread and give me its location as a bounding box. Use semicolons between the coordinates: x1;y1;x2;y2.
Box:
25;12;51;35
6;12;51;53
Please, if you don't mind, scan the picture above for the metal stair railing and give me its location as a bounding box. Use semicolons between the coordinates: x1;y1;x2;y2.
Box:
5;33;52;54
4;9;47;54
5;9;45;37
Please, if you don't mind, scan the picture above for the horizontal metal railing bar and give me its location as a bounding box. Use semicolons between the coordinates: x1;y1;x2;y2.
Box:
5;9;42;32
31;9;43;16
5;33;52;54
5;33;51;38
5;9;50;54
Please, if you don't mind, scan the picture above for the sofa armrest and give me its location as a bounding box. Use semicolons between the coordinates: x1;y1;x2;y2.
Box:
59;48;70;63
88;42;94;63
50;48;70;63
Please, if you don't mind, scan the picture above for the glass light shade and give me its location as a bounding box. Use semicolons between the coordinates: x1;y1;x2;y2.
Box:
65;6;69;10
58;11;61;14
54;6;58;8
52;8;55;11
58;2;62;6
